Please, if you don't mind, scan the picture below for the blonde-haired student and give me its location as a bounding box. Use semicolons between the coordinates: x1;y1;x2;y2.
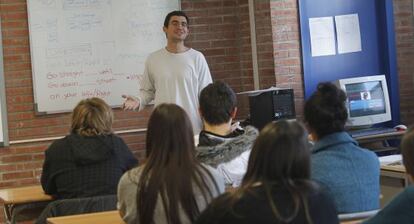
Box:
41;97;138;199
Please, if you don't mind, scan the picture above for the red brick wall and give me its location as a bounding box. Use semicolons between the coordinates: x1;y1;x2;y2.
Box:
183;0;254;117
255;1;276;89
184;0;247;92
394;0;414;126
269;0;304;117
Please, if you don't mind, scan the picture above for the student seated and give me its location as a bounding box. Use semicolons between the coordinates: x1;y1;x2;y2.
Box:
363;127;414;224
196;81;259;187
304;83;380;213
41;97;138;199
196;120;339;224
117;104;225;224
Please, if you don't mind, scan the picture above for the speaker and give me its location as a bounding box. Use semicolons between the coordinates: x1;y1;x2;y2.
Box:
248;88;295;130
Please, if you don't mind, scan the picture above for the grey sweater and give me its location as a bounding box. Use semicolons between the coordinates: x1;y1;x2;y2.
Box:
117;165;225;224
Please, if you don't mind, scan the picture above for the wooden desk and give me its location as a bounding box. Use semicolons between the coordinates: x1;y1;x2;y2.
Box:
0;185;53;224
47;210;124;224
380;163;408;207
381;164;405;173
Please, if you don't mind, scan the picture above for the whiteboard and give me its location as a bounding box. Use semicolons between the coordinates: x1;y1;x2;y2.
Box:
27;0;180;113
0;17;9;146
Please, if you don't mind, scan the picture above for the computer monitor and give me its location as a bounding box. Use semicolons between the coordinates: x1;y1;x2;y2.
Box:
334;75;391;128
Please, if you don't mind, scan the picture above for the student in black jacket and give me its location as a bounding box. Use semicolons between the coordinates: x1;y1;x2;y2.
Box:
196;120;339;224
41;97;138;199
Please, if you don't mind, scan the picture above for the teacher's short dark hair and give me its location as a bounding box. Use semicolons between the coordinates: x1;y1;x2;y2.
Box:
164;10;189;27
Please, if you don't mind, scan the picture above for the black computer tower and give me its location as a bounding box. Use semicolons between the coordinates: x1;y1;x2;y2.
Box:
248;88;296;130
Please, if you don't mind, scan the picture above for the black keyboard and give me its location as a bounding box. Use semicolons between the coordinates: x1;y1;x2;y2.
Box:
348;127;397;138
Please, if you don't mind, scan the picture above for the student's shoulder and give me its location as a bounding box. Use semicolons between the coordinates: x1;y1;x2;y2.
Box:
201;164;225;187
401;186;414;199
195;192;233;224
304;182;337;210
46;135;71;154
186;48;207;59
243;125;259;137
110;134;128;145
355;145;380;164
201;164;221;177
120;166;143;185
146;48;167;59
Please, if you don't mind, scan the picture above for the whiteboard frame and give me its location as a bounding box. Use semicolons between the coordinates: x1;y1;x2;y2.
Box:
0;17;9;147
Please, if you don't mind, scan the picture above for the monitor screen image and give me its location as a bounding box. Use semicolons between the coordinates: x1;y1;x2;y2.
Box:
334;75;391;127
345;81;386;117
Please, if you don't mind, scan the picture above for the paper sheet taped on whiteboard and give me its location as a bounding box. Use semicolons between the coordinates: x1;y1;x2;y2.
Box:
27;0;179;113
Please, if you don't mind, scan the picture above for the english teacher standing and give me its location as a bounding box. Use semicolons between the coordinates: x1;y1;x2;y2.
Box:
123;11;212;134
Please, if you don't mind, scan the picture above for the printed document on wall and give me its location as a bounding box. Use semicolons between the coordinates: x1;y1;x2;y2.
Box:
309;17;336;57
335;14;362;54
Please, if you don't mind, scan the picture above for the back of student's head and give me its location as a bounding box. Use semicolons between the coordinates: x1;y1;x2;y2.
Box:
243;120;310;184
145;103;194;161
138;103;218;224
239;120;314;223
199;81;237;125
304;82;348;139
402;127;414;177
71;97;113;136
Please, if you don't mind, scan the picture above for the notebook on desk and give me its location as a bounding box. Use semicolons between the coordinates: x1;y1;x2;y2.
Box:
379;154;402;166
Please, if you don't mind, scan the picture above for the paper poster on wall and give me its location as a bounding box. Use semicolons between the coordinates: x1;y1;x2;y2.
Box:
335;14;362;54
309;17;336;57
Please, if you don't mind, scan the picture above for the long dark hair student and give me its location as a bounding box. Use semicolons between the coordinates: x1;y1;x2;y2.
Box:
240;120;314;223
137;104;220;224
196;120;339;224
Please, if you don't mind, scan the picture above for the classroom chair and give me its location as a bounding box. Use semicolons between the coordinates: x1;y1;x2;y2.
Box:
35;194;117;224
338;209;379;223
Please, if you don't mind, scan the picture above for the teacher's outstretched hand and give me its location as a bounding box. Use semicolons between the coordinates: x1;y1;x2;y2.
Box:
122;95;140;111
